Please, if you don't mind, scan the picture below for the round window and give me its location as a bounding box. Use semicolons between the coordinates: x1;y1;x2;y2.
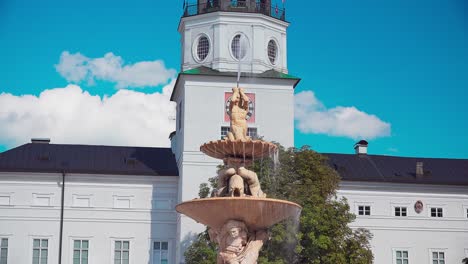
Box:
231;34;248;60
196;36;210;62
267;40;278;65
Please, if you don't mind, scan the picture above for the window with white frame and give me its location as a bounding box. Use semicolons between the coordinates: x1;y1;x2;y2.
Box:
33;194;52;207
73;240;88;264
32;239;48;264
152;241;169;264
358;205;371;216
466;208;468;219
0;238;8;264
0;195;10;206
113;196;132;209
395;206;407;217
220;126;258;139
430;207;443;217
395;250;409;264
72;195;91;207
431;251;445;264
114;240;130;264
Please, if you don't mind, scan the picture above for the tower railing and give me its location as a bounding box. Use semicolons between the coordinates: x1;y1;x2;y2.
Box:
182;1;286;21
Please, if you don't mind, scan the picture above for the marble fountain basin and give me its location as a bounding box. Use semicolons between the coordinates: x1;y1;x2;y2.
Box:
200;139;278;160
176;197;302;231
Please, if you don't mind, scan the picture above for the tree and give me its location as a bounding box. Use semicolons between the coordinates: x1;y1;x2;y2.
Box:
462;257;468;264
184;230;217;264
185;145;373;264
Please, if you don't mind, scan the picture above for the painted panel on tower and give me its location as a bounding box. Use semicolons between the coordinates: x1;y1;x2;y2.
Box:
224;92;255;123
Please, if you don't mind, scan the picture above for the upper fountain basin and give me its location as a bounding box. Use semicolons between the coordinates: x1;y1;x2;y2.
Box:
200;139;278;160
176;197;301;231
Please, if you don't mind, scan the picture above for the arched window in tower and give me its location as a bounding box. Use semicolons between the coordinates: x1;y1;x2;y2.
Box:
267;39;278;65
196;36;210;62
231;34;248;61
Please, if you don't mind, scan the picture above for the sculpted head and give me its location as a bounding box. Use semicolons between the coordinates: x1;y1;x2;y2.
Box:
223;220;247;237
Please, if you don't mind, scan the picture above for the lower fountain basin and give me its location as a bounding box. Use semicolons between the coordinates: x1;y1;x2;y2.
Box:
176;197;301;231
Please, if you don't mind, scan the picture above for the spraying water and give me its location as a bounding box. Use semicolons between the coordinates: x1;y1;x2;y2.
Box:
236;34;250;87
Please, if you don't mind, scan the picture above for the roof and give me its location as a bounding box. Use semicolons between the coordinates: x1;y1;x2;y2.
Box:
0;143;178;176
324;153;468;186
182;66;300;80
171;66;301;101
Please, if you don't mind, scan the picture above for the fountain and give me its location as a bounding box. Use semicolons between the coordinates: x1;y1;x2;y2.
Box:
176;85;302;264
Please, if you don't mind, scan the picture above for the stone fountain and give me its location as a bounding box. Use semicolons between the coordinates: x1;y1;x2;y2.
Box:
176;86;302;264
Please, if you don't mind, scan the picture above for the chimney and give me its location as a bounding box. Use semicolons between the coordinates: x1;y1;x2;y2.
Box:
31;138;50;144
354;140;368;155
416;162;424;178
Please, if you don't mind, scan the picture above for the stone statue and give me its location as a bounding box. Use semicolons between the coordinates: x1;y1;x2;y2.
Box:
214;167;265;198
209;220;268;264
226;87;250;141
238;167;265;198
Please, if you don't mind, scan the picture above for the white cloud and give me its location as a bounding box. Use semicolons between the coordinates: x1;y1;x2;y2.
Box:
0;82;176;148
55;51;177;89
295;91;391;140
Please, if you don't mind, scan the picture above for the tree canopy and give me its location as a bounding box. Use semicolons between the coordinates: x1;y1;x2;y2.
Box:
185;145;373;264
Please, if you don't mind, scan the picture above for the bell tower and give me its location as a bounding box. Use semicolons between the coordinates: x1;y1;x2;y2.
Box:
179;0;289;74
171;1;299;263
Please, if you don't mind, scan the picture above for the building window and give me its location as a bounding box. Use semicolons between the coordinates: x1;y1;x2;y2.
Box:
395;250;409;264
152;241;169;264
196;35;210;62
177;102;183;131
430;207;443;217
267;39;278;65
33;194;52;207
395;207;407;217
73;240;89;264
220;126;258;139
432;252;445;264
72;195;91;207
358;205;371;216
0;238;8;264
466;208;468;219
32;239;48;264
231;34;248;60
114;241;130;264
113;196;132;209
0;195;10;206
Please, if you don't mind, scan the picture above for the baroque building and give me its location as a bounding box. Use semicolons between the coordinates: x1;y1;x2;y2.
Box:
0;1;467;264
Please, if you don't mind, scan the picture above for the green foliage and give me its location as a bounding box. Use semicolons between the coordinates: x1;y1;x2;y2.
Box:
257;146;373;264
463;257;468;264
186;145;373;264
184;230;217;264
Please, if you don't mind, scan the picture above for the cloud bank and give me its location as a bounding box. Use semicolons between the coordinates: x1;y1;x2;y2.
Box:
295;91;391;140
55;51;177;89
0;82;176;148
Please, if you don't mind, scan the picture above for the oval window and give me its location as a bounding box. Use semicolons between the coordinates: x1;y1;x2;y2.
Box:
267;40;278;65
231;34;248;60
196;36;210;61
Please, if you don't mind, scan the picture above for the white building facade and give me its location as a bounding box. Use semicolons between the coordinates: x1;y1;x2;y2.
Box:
1;1;467;264
0;144;179;264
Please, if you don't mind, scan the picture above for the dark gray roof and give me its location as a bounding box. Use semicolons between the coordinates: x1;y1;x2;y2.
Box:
0;143;178;176
324;153;468;186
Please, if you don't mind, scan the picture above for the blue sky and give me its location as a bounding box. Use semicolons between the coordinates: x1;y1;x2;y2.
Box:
1;0;467;158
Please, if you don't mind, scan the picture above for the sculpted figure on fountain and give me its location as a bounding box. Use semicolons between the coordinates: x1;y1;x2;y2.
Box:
226;87;250;141
214;166;265;198
209;220;267;264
